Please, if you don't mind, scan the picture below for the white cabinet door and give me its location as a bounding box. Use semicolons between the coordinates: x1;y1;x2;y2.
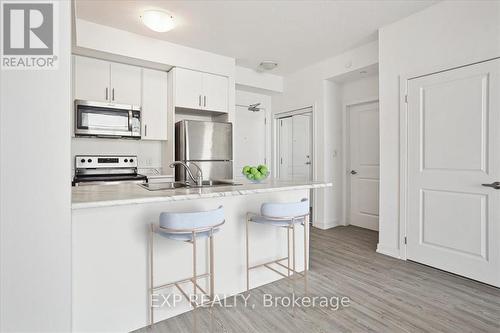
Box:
174;68;203;110
406;59;500;287
74;56;110;102
141;69;168;141
348;101;379;231
202;73;228;113
110;62;142;106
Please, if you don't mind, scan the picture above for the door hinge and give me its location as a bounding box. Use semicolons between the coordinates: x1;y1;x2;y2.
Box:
280;157;283;164
404;236;407;245
404;95;408;103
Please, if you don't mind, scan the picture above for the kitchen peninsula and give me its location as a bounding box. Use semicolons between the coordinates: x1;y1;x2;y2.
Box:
72;180;331;332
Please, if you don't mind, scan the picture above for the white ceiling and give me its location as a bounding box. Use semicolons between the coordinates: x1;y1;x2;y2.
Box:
75;0;438;75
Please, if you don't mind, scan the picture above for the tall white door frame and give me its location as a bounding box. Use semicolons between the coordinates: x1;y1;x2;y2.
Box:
342;98;380;229
274;105;317;222
399;57;500;287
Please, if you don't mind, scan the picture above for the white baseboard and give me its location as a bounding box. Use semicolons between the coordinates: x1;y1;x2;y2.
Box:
313;219;340;230
376;243;401;259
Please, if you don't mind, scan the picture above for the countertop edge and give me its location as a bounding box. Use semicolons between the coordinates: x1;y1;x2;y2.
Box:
72;183;332;210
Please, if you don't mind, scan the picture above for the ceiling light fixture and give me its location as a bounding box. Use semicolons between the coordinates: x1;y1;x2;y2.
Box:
141;9;175;32
258;61;278;71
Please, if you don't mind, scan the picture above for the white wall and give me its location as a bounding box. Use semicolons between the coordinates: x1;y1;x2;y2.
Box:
340;75;379;105
0;1;72;331
378;0;500;258
272;41;378;229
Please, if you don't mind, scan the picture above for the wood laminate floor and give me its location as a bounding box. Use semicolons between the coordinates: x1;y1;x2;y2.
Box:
135;226;500;333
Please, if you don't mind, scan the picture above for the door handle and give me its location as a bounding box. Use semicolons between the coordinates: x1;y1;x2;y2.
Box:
105;87;108;101
350;170;358;175
204;95;207;107
305;162;311;165
112;88;115;101
144;124;147;137
199;95;202;107
482;181;500;189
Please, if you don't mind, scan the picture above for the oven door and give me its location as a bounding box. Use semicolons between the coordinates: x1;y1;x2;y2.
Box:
75;100;140;138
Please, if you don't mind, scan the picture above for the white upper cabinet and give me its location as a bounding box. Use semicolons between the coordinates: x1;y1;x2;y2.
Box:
174;68;203;110
73;56;142;106
74;56;110;103
110;63;142;106
142;68;168;141
172;67;228;113
202;73;228;113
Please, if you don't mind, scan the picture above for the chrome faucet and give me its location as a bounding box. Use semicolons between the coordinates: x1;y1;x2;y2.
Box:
169;161;203;186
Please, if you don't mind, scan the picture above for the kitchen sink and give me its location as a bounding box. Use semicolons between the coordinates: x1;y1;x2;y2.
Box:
139;180;240;191
139;182;188;191
188;180;241;187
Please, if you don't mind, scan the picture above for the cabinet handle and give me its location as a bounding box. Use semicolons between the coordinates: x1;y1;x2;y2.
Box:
198;95;202;107
112;88;115;101
204;95;206;107
144;124;147;137
105;87;108;101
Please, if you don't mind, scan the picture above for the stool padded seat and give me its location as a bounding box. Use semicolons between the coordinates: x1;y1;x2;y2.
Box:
250;198;309;227
156;206;224;241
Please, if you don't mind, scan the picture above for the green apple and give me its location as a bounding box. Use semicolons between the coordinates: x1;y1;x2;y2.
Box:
253;171;263;180
250;167;259;175
242;166;251;175
258;166;268;175
247;173;255;180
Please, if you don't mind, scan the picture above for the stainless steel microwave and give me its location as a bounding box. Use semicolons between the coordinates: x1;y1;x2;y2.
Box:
74;100;141;139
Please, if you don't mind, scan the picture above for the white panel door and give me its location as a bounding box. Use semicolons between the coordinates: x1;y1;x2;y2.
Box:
141;69;168;141
406;59;500;287
174;68;203;110
348;102;380;230
110;63;142;106
292;113;312;181
234;106;266;173
202;73;228;113
73;56;110;103
279;117;293;179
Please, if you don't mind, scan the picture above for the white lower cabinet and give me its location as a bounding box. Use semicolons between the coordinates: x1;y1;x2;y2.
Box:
141;69;168;141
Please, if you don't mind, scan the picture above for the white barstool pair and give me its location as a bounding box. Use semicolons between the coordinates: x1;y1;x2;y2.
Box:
246;198;310;293
149;206;225;326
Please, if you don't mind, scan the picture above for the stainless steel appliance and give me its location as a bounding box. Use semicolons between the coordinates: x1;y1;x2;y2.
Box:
175;120;233;181
74;100;141;139
72;155;147;186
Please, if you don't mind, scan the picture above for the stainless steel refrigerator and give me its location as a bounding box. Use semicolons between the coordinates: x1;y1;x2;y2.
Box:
175;120;233;181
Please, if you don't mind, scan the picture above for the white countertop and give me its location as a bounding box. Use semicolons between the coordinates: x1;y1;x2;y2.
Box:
72;179;332;209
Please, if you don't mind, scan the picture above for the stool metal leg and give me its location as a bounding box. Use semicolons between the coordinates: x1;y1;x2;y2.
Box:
292;222;296;292
287;226;291;278
246;213;250;292
304;215;308;294
192;231;197;307
149;224;154;326
209;233;214;300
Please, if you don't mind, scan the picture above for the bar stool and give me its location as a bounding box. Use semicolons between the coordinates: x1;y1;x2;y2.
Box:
246;198;310;293
149;206;225;326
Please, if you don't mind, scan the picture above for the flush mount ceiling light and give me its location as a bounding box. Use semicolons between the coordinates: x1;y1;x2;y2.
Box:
258;61;278;71
141;9;175;32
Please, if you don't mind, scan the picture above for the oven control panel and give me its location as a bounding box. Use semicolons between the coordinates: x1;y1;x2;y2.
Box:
75;155;138;169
